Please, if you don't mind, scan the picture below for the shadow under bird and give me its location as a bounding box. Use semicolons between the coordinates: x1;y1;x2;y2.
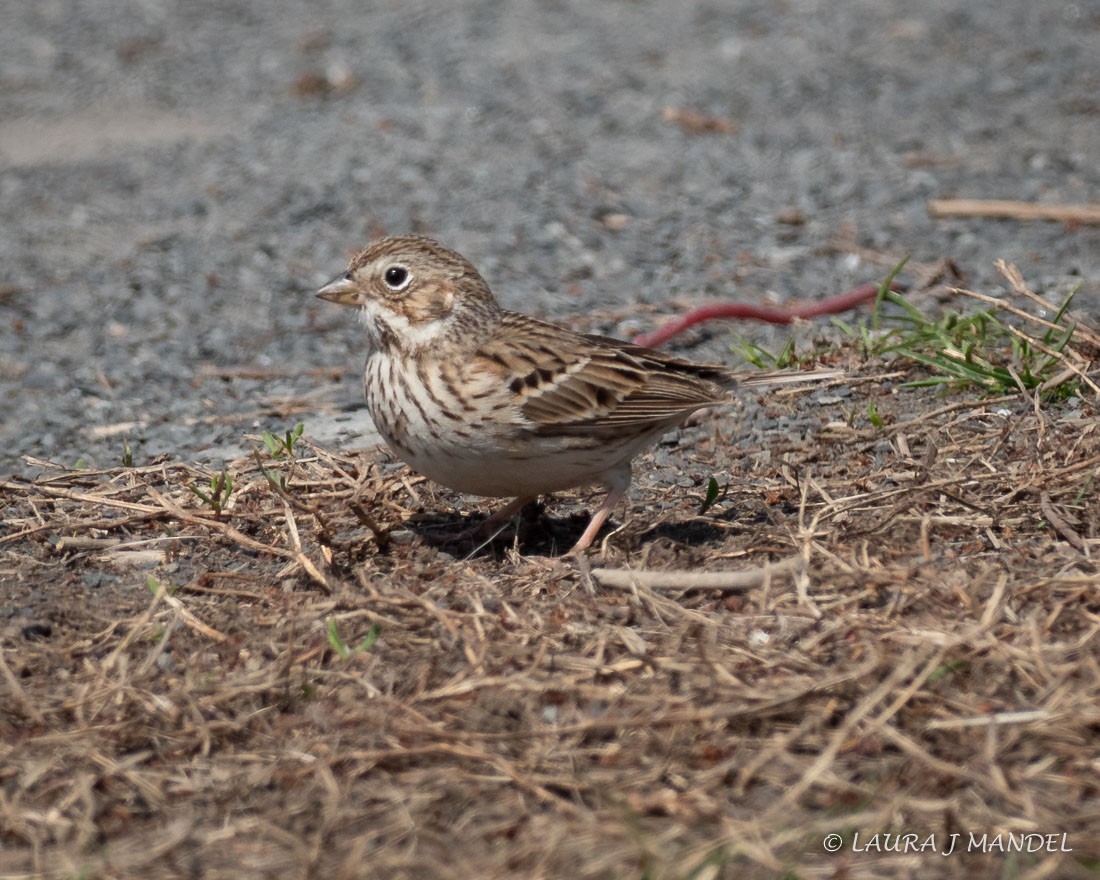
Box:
318;235;840;553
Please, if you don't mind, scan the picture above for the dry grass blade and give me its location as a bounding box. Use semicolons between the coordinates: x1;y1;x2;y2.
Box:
928;198;1100;225
2;325;1099;878
591;552;804;591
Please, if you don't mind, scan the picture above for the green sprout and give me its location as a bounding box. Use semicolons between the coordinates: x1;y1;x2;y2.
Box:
146;575;177;597
263;422;305;459
327;618;381;660
699;476;724;515
190;469;234;516
866;401;884;428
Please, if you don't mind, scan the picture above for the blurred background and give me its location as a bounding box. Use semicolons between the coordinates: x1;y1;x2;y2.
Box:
2;0;1097;468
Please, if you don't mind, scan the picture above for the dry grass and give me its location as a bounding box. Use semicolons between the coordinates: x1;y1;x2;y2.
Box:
2;285;1100;879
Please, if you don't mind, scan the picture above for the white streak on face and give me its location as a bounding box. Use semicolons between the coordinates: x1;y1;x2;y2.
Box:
357;300;447;351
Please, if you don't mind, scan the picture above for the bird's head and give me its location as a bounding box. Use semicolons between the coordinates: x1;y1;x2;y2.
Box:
317;235;501;352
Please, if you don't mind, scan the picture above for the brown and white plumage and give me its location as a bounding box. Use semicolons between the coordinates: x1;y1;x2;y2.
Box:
318;235;839;553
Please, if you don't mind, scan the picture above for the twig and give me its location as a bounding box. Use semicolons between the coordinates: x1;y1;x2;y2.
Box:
765;645;945;818
53;536;123;552
281;499;333;593
1002;324;1100;395
885;394;1020;437
253;447;388;556
0;645;46;724
1000;260;1100;349
162;592;232;642
143;486;332;595
4;482;163;515
195;364;343;381
925;709;1053;730
1039;492;1087;553
928;199;1100;224
590;553;804;592
953;286;1100;354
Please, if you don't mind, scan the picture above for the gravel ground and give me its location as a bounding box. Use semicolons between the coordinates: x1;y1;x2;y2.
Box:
2;0;1098;471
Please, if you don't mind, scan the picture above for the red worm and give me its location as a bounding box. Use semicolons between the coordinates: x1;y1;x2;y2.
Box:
632;281;901;348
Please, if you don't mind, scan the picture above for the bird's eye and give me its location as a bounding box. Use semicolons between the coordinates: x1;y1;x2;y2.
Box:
383;265;411;290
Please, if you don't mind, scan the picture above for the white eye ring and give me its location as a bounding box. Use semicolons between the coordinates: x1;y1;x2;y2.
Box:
383;264;412;291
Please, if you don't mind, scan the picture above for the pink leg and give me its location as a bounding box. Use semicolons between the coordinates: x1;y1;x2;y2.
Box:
463;495;535;540
569;465;631;554
479;499;534;532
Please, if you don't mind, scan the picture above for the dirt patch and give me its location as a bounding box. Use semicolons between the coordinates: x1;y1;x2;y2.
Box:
0;103;234;166
2;357;1098;879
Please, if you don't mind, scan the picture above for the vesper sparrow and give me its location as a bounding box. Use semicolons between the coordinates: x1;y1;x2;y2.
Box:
318;235;839;553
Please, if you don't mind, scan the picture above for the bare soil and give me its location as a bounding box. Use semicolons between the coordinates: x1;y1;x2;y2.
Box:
3;340;1098;879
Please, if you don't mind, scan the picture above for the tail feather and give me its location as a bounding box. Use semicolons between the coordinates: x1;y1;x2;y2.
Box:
732;368;844;389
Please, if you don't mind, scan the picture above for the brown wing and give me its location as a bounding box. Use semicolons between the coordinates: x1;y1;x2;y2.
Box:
473;312;734;433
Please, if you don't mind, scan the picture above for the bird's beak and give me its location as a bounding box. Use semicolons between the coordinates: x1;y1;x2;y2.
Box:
316;274;362;306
